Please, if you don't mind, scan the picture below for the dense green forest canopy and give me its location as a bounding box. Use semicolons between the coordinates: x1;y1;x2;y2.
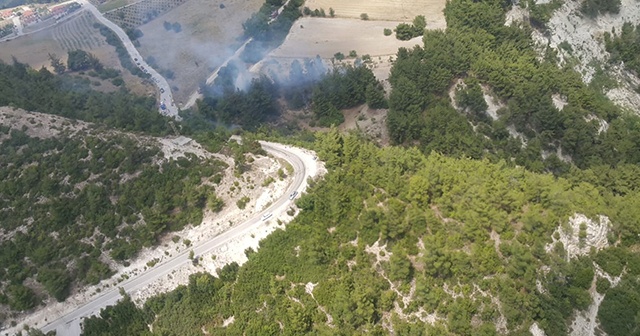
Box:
78;0;640;334
81;132;640;336
0;60;169;135
386;0;640;175
0;123;226;310
604;21;640;77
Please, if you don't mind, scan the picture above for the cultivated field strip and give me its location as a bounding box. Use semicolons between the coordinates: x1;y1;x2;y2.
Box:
52;12;106;51
304;0;446;22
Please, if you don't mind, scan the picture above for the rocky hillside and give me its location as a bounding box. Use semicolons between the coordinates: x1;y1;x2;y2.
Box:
528;0;640;114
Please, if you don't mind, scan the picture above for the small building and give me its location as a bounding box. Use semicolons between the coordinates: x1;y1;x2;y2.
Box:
20;10;38;25
50;5;67;16
0;10;13;19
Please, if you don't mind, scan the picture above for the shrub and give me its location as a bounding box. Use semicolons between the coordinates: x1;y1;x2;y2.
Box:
395;23;414;40
111;77;124;86
596;277;610;294
383;28;392;36
208;194;225;212
360;13;369;20
236;196;250;209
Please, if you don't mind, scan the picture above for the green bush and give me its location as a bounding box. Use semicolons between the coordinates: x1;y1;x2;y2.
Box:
208;194;225;212
596;277;611;294
236;196;250;209
580;0;620;17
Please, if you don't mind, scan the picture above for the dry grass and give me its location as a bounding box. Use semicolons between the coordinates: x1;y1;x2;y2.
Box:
269;17;433;59
135;0;263;104
0;11;152;95
0;29;66;70
303;0;446;24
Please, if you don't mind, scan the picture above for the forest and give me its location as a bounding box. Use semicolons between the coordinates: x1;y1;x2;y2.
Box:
193;58;386;131
79;131;640;336
76;0;640;334
0;60;234;316
0;60;168;134
0;124;226;311
2;0;640;333
604;21;640;77
386;0;640;176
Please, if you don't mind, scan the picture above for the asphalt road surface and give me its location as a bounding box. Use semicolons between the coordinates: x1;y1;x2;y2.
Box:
40;141;313;335
79;0;180;118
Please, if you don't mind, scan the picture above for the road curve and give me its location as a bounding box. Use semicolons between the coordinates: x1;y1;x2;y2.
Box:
39;141;318;335
77;0;180;118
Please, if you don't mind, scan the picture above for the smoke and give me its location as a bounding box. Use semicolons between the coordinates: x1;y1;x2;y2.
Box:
133;1;254;100
245;55;330;91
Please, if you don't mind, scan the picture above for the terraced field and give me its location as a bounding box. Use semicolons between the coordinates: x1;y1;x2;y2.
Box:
52;11;106;51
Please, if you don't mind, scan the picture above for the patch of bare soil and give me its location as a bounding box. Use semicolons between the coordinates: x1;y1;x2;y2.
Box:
0;26;66;70
339;104;389;146
303;0;446;24
270;17;430;59
136;0;263;104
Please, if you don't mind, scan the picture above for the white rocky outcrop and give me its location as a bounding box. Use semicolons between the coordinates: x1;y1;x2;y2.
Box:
508;0;640;114
545;213;611;260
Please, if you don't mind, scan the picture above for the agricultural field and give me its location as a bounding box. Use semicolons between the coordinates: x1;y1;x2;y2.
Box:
0;28;66;70
270;17;428;59
136;0;263;105
52;11;106;51
97;0;135;13
0;11;152;95
304;0;447;24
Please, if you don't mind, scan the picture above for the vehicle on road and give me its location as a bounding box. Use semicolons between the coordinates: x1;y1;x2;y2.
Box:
261;213;272;221
289;191;298;200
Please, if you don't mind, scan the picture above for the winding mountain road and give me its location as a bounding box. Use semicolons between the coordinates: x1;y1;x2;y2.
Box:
39;141;318;335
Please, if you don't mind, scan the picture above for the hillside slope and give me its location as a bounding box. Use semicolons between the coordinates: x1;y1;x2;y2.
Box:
79;132;640;336
0;107;228;321
529;0;640;114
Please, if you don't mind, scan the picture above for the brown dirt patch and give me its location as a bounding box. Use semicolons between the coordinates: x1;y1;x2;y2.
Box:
303;0;446;23
0;28;66;70
339;104;389;146
135;0;263;104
